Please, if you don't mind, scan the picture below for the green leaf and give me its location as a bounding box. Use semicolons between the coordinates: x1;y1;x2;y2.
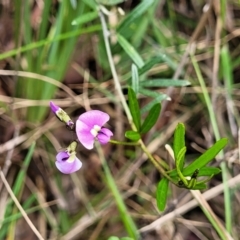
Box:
156;178;169;211
125;130;141;141
183;138;228;176
128;87;141;131
117;34;144;68
98;0;125;5
173;123;185;168
176;147;186;172
192;182;207;190
140;103;161;134
117;0;155;34
81;0;96;9
141;94;169;113
131;64;139;93
169;166;221;178
138;57;164;76
71;11;98;25
197;166;221;176
139;88;170;99
139;79;191;87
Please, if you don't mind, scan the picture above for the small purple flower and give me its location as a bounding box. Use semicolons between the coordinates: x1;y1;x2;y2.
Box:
76;110;113;149
50;101;74;130
50;101;60;114
55;151;82;174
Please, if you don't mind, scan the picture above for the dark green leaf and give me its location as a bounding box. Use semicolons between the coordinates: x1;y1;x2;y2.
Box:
139;79;191;87
140;103;161;134
131;64;139;93
156;178;169;211
117;34;144;68
125;130;141;141
128;87;141;130
117;0;155;34
173;123;185;169
71;11;98;25
183;138;228;176
192;182;207;190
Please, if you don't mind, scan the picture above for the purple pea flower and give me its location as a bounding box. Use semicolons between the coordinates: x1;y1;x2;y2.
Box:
50;101;74;130
55;151;82;174
76;110;113;149
55;141;82;174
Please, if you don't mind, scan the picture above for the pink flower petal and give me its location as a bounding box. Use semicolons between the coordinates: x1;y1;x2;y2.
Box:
76;120;95;149
97;128;113;144
55;151;82;174
78;110;110;128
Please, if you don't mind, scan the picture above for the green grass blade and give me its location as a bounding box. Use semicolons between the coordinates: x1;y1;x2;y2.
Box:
71;11;98;25
96;142;139;239
139;79;190;87
117;0;155;34
0;142;36;239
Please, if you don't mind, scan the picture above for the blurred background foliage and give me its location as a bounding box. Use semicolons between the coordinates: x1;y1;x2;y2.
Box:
0;0;240;239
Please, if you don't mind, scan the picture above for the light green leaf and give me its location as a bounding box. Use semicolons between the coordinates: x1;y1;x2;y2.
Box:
71;11;98;25
139;79;191;87
183;138;228;176
131;64;139;93
138;57;164;76
156;178;169;211
128;87;141;131
141;94;169;113
175;147;188;186
125;130;141;141
117;34;144;68
139;88;169;99
173;123;185;169
140;103;161;134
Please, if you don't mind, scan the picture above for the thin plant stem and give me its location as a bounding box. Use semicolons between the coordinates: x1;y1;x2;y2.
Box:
0;169;44;240
109;139;140;146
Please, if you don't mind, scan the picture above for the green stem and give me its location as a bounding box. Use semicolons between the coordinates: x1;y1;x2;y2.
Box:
109;139;140;146
139;140;178;186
